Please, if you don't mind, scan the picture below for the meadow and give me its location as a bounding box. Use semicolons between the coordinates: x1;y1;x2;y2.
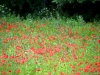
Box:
0;17;100;75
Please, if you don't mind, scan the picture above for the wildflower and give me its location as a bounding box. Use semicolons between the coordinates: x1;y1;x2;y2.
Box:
98;40;100;44
8;64;11;67
2;51;8;59
2;71;7;75
92;34;96;38
72;53;77;59
48;35;56;41
20;58;28;64
60;57;65;62
9;70;12;73
48;72;52;75
73;35;77;39
4;39;8;43
66;42;72;48
8;24;13;30
84;68;89;72
78;62;83;66
36;68;41;72
78;68;83;71
3;54;8;59
84;64;92;72
54;64;57;67
76;72;80;75
60;72;67;75
98;67;100;72
16;46;23;50
0;24;2;29
10;56;15;60
16;69;21;74
97;62;100;68
60;72;64;75
37;48;45;55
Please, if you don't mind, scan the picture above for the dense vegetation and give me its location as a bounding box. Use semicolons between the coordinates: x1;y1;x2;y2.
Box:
0;0;100;75
0;16;100;75
0;0;100;21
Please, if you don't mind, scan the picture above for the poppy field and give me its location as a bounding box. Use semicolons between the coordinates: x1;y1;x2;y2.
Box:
0;18;100;75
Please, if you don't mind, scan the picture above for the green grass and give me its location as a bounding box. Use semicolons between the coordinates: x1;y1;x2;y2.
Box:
0;16;100;75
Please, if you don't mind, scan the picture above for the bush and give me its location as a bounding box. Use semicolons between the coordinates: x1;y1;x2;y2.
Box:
0;4;11;17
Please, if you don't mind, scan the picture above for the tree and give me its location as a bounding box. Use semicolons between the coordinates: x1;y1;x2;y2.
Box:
0;0;46;16
52;0;100;21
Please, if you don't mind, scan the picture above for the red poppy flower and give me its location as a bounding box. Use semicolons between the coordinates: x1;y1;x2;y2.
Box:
4;39;8;43
16;69;21;74
98;40;100;44
0;24;2;29
76;72;80;75
97;62;100;67
16;46;23;50
8;24;13;30
36;68;41;72
2;71;7;75
48;72;52;75
60;72;64;75
9;70;12;72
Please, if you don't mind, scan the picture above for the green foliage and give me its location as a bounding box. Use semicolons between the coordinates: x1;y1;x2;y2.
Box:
0;4;11;17
0;0;46;17
52;0;100;22
52;0;98;6
0;0;100;22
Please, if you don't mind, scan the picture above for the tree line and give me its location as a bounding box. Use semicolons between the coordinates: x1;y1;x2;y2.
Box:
0;0;100;21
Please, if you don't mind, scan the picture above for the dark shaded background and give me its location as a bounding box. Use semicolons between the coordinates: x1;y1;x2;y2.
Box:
0;0;100;22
